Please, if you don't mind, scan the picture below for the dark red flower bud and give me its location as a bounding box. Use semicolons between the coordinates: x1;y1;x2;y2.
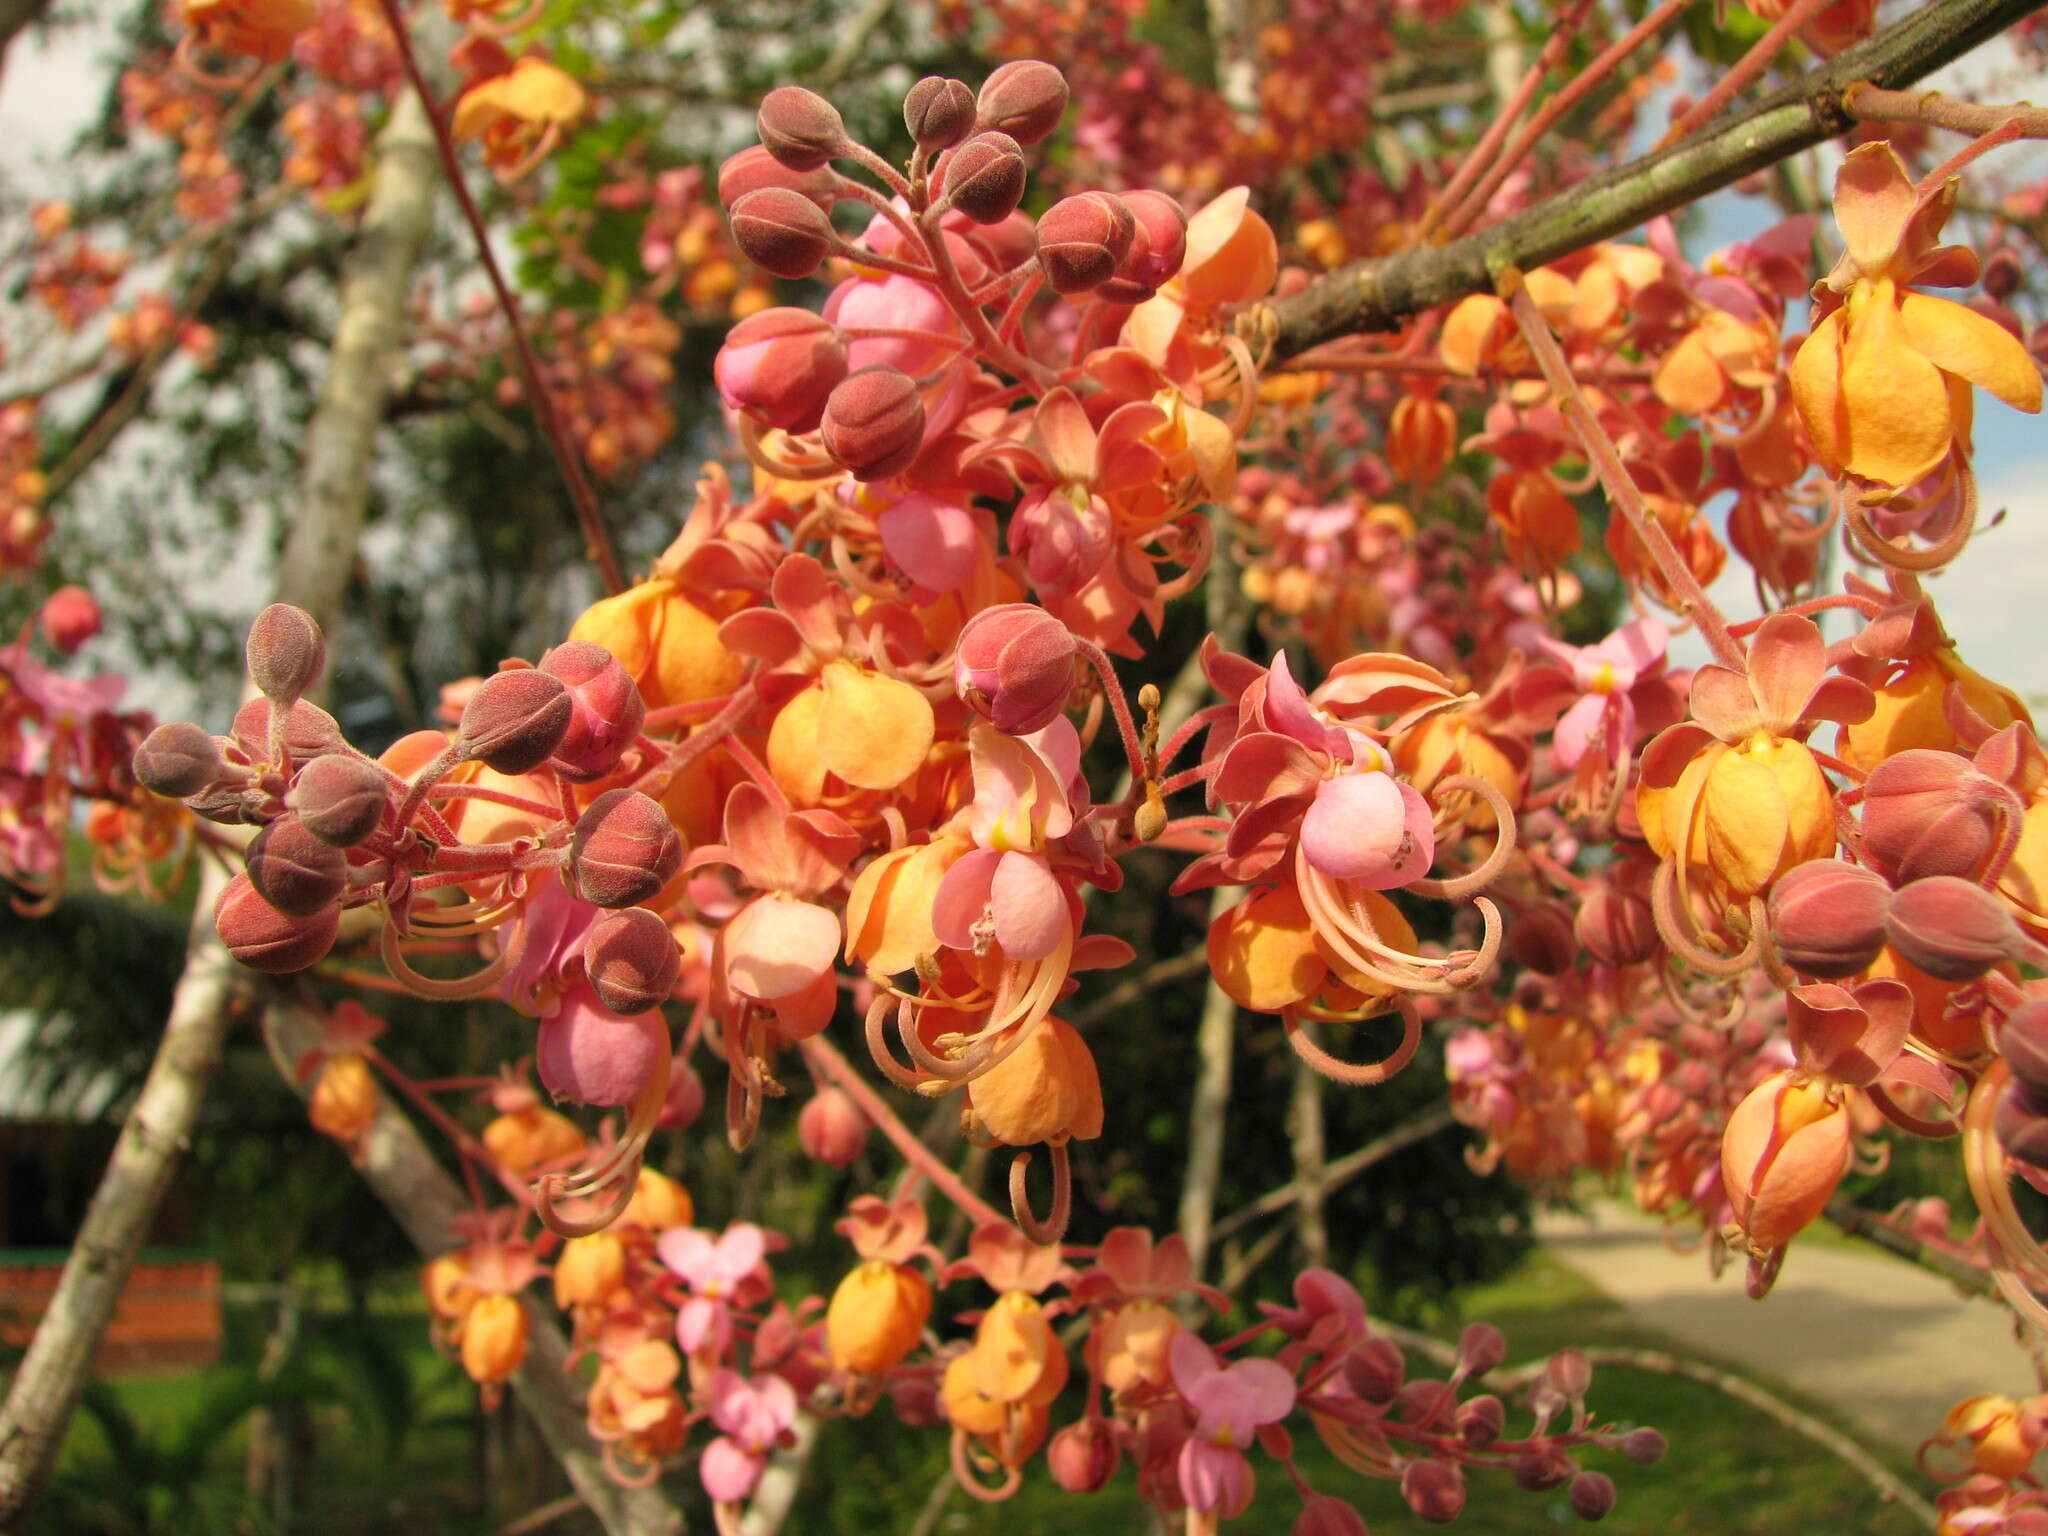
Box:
288;753;389;847
1034;191;1135;294
1996;1079;2048;1168
730;187;839;280
954;603;1075;733
820;365;925;480
1545;1348;1592;1399
1396;1379;1455;1424
1455;1394;1505;1448
457;669;573;775
797;1086;868;1167
1047;1418;1118;1494
1575;878;1657;968
232;697;346;763
539;641;647;782
712;308;848;432
904;76;975;149
1400;1460;1466;1524
134;721;227;799
583;906;681;1016
1508;901;1576;975
975;60;1068;145
1984;246;2024;301
1456;1321;1507;1375
757;86;846;171
1343;1337;1405;1403
1768;860;1892;978
1568;1470;1617;1522
717;145;838;212
1617;1427;1667;1464
215;872;338;973
246;814;348;917
1294;1495;1369;1536
1863;750;1997;882
941;132;1026;225
2002;998;2048;1095
1096;190;1188;303
246;603;327;706
39;585;100;653
1885;875;2028;982
1509;1449;1570;1490
569;788;681;908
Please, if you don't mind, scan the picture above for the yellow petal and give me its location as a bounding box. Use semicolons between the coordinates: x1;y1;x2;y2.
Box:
1899;292;2044;415
1839;280;1955;487
1654;327;1726;417
1789;309;1849;478
818;662;935;791
1702;749;1787;897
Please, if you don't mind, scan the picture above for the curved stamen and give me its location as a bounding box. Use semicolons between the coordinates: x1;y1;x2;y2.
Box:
1008;1142;1072;1245
1407;774;1518;900
950;1428;1023;1502
1284;996;1422;1086
380;924;516;999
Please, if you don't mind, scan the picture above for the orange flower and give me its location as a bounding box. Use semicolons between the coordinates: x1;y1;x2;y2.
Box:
180;0;315;61
451;58;587;179
568;577;744;712
308;1053;377;1150
1720;1070;1851;1253
1791;143;2041;488
825;1259;932;1375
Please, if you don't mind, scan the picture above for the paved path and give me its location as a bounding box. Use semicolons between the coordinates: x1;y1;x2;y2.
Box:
1537;1202;2036;1456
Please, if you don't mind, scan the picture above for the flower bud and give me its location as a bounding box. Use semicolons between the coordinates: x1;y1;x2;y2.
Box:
1768;860;1892;978
1399;1459;1465;1524
287;753;388;847
1455;1394;1505;1448
941;132;1026;225
1863;750;1995;883
1985;246;2024;301
246;603;326;706
537;997;664;1106
308;1052;376;1145
756;85;845;171
1508;901;1576;975
583;906;681;1015
717;145;838;211
820;365;925;480
1386;394;1459;484
729;187;839;280
904;76;975;149
1034;192;1134;294
1294;1495;1369;1536
712;308;848;432
1575;878;1658;968
38;585;99;653
457;668;573;775
1568;1470;1616;1521
232;697;347;762
1722;1070;1851;1250
2002;999;2048;1095
798;1086;868;1167
1996;1080;2048;1168
1456;1321;1507;1375
975;60;1068;144
954;602;1075;733
1342;1337;1405;1403
569;788;682;908
1047;1418;1119;1494
459;1292;527;1385
553;1231;626;1307
1545;1347;1592;1399
539;640;647;782
1095;190;1187;303
1396;1379;1454;1424
1616;1427;1667;1464
827;1259;932;1375
215;872;339;973
1510;1449;1571;1490
134;721;228;800
246;814;348;917
1884;875;2027;982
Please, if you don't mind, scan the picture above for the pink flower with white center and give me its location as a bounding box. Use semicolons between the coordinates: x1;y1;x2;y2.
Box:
1169;1331;1295;1518
932;719;1087;963
1522;617;1672;772
698;1368;798;1503
656;1223;769;1358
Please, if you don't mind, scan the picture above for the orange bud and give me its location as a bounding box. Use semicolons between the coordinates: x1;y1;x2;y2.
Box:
1720;1070;1851;1252
459;1291;528;1385
826;1259;932;1375
553;1232;627;1307
308;1052;377;1146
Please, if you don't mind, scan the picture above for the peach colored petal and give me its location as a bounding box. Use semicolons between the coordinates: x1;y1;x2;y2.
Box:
1899;292;2044;415
1840;280;1954;487
1789;309;1849;478
819;662;935;790
1833;142;1915;278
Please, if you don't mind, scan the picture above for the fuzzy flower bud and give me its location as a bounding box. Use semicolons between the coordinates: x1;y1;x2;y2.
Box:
797;1087;868;1168
1884;875;2028;982
1863;750;1996;882
941;132;1026;225
537;1004;664;1107
1508;901;1576;975
1095;190;1187;303
38;585;100;653
135;721;228;800
232;697;347;763
729;187;839;279
1034;192;1134;294
246;814;348;917
954;603;1075;733
1047;1418;1119;1494
2002;999;2048;1095
757;85;845;170
1342;1337;1406;1403
1568;1470;1617;1521
717;145;837;211
568;788;682;908
459;1292;527;1386
539;640;647;782
713;308;848;432
457;668;573;775
215;872;339;973
820;365;925;480
1617;1427;1668;1464
1295;1496;1369;1536
1455;1394;1505;1448
974;60;1068;144
904;76;975;149
1511;1449;1572;1490
583;906;681;1016
287;753;388;847
661;1054;706;1131
246;603;327;707
1456;1321;1507;1375
1768;860;1892;978
1575;878;1658;968
1995;1080;2048;1168
1400;1460;1466;1524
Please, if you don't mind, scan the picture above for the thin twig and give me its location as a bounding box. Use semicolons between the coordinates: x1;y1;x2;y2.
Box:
1844;82;2048;138
490;1493;587;1536
1825;1195;1996;1298
1208;1103;1457;1245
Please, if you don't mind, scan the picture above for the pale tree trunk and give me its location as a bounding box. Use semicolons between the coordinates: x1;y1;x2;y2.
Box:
1287;1055;1328;1269
0;0;49;82
0;79;444;1533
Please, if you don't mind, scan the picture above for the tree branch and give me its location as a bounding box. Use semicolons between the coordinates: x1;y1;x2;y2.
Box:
1207;1102;1457;1246
1251;0;2042;361
1825;1195;1996;1299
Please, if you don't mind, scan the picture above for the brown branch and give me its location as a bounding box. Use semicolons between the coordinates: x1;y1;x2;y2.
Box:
491;1493;589;1536
1825;1195;1996;1299
1844;82;2048;138
1252;0;2042;361
1208;1102;1458;1246
1065;946;1212;1030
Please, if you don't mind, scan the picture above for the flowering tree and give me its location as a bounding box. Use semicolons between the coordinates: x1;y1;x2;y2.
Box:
3;0;2048;1531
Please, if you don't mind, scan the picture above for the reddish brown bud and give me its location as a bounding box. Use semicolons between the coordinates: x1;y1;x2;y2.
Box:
713;308;848;432
1396;1379;1455;1423
1617;1427;1667;1464
729;187;839;280
1863;750;1996;882
1047;1418;1119;1494
954;602;1075;733
1545;1348;1592;1399
1400;1460;1466;1524
717;145;838;212
1096;190;1187;303
941;132;1026;225
1034;191;1134;294
820;365;925;480
39;585;100;653
1768;860;1892;978
287;752;389;847
583;906;681;1016
2002;999;2048;1095
246;603;327;706
1456;1321;1507;1375
134;721;227;799
1568;1470;1616;1522
1455;1394;1505;1448
1342;1337;1405;1403
232;697;346;763
975;60;1068;145
797;1086;868;1167
1294;1496;1369;1536
757;85;846;171
1984;246;2024;301
457;669;573;775
1575;877;1658;968
904;76;975;149
569;788;681;908
539;641;647;782
215;872;338;973
1996;1080;2048;1168
246;814;348;917
1884;875;2028;982
1508;901;1577;975
1510;1449;1572;1491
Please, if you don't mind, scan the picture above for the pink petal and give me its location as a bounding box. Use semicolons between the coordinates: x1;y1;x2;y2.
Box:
1177;1438;1252;1517
723;897;841;1000
1168;1330;1220;1397
1551;693;1608;772
1213;731;1323;805
1223;1357;1297;1426
990;850;1066;961
656;1227;711;1278
932;847;1002;952
1747;613;1826;735
1301;773;1431;887
675;1294;723;1354
535;986;663;1106
878;493;979;593
714;1223;768;1281
699;1437;764;1503
1030;386;1099;485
